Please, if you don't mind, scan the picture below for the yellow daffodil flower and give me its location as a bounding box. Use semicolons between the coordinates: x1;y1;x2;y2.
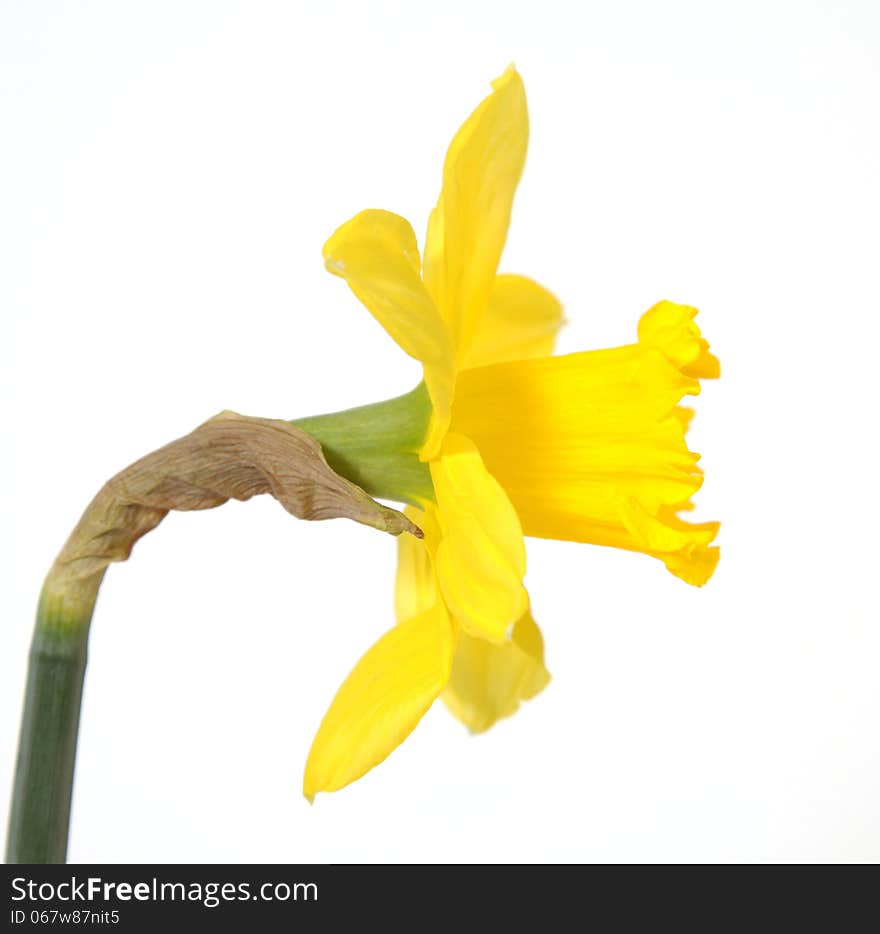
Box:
302;66;719;800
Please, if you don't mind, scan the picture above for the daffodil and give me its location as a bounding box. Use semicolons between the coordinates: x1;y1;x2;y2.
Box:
300;67;719;800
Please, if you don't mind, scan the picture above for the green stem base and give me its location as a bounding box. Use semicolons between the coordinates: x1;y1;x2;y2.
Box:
7;383;433;863
6;602;91;863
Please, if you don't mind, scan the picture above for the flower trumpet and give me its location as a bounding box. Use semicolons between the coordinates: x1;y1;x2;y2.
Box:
300;67;720;799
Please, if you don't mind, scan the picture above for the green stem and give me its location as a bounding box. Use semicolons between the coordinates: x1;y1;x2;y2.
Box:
291;382;433;507
6;584;99;863
6;386;433;863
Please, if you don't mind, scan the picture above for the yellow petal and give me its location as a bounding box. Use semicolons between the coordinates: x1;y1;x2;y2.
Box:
430;433;529;642
443;606;550;734
638;300;721;379
620;500;720;585
303;603;454;800
450;305;720;585
461;274;564;370
323;208;455;437
423;66;529;366
394;505;441;623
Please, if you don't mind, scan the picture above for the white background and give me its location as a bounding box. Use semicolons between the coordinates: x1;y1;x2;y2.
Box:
2;0;878;863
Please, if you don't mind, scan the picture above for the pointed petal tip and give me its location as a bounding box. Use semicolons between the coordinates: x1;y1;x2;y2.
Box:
492;63;522;90
302;606;453;797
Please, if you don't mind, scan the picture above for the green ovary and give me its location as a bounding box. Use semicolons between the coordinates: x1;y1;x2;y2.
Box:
290;382;434;508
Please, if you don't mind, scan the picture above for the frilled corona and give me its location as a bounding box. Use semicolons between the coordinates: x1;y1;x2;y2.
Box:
303;67;720;799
